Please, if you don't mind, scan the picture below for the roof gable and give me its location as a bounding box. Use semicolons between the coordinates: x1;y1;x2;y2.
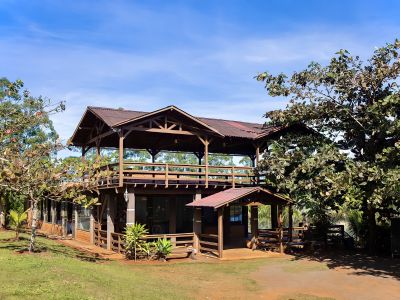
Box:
186;187;290;208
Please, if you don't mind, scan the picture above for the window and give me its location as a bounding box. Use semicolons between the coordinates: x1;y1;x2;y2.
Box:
230;205;242;224
77;206;91;231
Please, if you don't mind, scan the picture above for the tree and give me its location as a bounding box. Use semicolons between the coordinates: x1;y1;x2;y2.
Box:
256;40;400;251
0;79;101;252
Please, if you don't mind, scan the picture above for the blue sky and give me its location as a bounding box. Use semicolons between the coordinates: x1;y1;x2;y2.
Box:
1;0;399;154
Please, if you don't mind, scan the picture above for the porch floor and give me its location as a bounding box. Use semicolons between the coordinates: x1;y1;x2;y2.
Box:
221;248;286;260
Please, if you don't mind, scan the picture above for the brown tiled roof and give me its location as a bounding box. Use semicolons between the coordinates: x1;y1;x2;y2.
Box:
87;106;281;139
186;187;290;208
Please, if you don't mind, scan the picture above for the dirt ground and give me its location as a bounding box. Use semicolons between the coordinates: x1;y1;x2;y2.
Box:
251;255;400;300
54;237;400;299
168;250;400;300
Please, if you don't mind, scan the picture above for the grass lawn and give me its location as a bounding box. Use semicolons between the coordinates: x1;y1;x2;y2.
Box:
2;230;398;300
0;230;281;300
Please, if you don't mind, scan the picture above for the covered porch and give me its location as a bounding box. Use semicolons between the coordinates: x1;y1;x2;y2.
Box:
187;187;293;259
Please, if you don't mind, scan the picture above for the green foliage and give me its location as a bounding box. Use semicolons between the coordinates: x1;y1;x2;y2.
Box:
346;210;364;246
125;223;149;260
9;209;27;240
0;78;101;252
154;238;173;261
256;40;400;251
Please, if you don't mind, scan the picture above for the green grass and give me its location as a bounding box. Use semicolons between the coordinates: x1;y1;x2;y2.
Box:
0;231;339;300
0;231;275;300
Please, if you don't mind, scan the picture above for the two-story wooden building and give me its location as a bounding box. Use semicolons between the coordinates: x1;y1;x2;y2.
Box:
40;105;300;258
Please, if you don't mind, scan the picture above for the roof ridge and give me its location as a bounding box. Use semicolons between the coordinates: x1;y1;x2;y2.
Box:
88;105;268;127
88;106;147;114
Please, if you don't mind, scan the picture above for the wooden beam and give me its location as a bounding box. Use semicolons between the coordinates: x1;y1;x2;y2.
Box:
87;130;115;145
218;207;224;258
124;126;195;136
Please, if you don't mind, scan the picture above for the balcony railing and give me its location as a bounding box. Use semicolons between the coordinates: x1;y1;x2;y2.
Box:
96;161;257;188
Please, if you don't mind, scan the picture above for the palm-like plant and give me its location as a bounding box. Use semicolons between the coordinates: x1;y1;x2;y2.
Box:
155;238;173;261
125;223;148;261
9;209;28;240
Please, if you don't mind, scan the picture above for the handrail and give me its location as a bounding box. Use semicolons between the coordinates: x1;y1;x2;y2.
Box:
95;161;257;188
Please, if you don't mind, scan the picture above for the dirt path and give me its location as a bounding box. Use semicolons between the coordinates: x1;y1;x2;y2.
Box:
250;257;400;300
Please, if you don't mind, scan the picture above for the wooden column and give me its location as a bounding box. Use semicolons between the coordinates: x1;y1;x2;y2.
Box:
81;146;86;163
204;139;209;188
106;195;115;251
50;200;56;225
169;197;177;234
255;146;260;167
271;204;278;229
288;204;293;242
43;199;48;223
61;201;67;237
278;205;284;254
118;132;124;187
89;207;95;244
126;192;135;226
218;207;224;258
250;206;258;248
193;192;202;252
96;146;101;158
73;204;78;239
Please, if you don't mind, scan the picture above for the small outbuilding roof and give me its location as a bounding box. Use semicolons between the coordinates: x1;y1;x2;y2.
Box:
186;187;291;209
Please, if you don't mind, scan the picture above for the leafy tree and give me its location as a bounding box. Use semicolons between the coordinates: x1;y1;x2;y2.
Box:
256;40;400;251
0;79;101;252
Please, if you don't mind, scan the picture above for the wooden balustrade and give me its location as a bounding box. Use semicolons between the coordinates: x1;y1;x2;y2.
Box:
96;161;256;188
142;232;195;249
198;233;220;258
93;222;107;249
111;232;126;254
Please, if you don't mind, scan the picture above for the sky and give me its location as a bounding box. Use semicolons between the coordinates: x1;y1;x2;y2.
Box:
1;0;400;156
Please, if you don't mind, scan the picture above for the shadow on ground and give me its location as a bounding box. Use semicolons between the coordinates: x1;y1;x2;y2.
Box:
0;234;106;262
291;249;400;279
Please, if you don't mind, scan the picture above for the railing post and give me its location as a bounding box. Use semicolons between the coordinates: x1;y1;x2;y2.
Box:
218;207;224;258
231;166;235;188
106;165;110;186
165;163;169;188
205;139;209;188
118;234;121;253
119;131;124;187
89;207;94;244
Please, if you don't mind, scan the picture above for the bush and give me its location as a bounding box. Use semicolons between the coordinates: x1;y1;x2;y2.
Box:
154;238;173;261
9;209;27;240
125;223;148;261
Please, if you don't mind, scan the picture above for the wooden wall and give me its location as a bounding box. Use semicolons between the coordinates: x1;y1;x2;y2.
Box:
76;229;90;243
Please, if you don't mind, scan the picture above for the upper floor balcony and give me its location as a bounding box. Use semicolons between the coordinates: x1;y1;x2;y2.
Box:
97;161;256;189
69;105;307;189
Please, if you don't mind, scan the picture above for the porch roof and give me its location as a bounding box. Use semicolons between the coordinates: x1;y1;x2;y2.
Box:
186;187;291;209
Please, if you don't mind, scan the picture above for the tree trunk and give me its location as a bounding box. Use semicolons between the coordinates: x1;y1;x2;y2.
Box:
29;200;38;252
366;207;377;254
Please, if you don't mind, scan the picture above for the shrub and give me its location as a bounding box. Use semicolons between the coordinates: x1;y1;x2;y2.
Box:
9;209;27;240
125;223;148;261
155;238;173;261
